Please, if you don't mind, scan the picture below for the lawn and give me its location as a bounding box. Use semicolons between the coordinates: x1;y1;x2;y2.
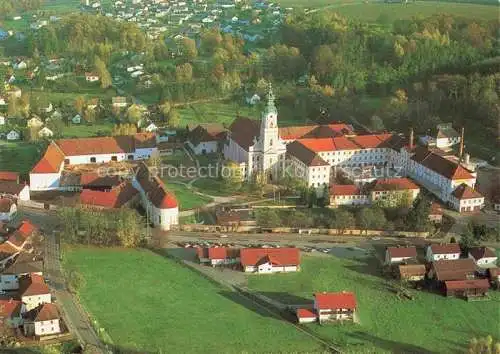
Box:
164;182;213;210
62;121;114;138
177;101;261;127
63;247;328;353
247;254;500;353
0;140;43;177
192;178;236;197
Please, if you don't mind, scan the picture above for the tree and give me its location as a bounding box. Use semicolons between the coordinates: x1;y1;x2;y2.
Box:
357;207;386;233
405;195;431;232
74;96;85;115
255;208;280;228
7;95;18;117
126;104;143;124
468;335;499;354
159;101;171;120
331;209;355;233
180;37;197;60
94;56;112;88
312;45;335;80
369;115;385;132
83;107;96;123
167;108;180;128
115;208;142;247
175;63;193;83
67;270;85;293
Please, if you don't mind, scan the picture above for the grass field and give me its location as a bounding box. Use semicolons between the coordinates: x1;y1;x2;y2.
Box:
192;178;236;197
0;141;43;176
62;121;114;138
247;254;499;353
164;183;214;210
63;247;327;353
177;101;261;127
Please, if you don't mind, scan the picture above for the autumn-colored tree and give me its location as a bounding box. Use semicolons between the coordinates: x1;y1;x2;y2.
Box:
175;63;193;83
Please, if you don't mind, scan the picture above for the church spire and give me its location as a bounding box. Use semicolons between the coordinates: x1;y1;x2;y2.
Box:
264;82;277;115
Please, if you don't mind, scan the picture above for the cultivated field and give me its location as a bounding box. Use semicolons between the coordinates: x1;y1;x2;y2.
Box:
63;247;328;353
247;254;499;353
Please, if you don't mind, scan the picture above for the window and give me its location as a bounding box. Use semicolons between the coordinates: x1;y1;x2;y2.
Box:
64;159;70;165
90;157;96;163
111;156;118;162
128;155;134;160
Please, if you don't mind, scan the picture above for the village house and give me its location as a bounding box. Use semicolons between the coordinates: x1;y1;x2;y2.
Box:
18;273;51;311
112;96;128;108
239;248;300;274
85;72;100;82
0;198;17;222
444;279;489;299
329;184;369;208
5;221;37;252
468;247;498;268
427;259;477;283
38;127;54;139
187;123;227;155
313;291;357;323
0;180;31;201
23;303;61;337
0;299;25;328
79;182;139;209
0;115;5;125
449;183;485;213
0;253;43;291
384;247;417;265
398;264;426;282
6;130;20;141
435;123;461;149
425;244;461;262
369;178;420;206
71;114;82;124
196;247;240;266
428;202;443;223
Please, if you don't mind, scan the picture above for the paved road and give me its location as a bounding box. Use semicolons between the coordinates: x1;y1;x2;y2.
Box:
22;207;106;353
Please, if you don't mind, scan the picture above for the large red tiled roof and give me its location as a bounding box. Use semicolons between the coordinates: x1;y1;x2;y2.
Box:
451;184;483;200
429;244;461;255
208;247;228;260
188;124;227;145
286;141;329;167
18;221;36;236
296;308;316;319
296;138;335;152
332;136;359;150
79;182;138;209
24;303;60;322
134;163;178;209
228;117;260;151
19;273;50;297
469;247;496;261
80;173;121;188
314;291;357;310
55;136;135;156
240;248;300;267
0;171;19;182
279;123;353;140
411;147;474;180
7;221;36;248
371;178;420;191
0;299;23;319
350;134;390;149
444;279;489;291
31;143;65;174
387;247;417;258
330;184;361;196
431;259;477;281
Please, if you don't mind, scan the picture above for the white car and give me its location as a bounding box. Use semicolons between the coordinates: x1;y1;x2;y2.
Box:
219;234;228;238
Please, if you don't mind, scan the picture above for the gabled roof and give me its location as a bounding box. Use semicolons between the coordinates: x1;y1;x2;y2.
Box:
370;178;420;192
240;248;300;267
31;142;65;174
7;221;36;248
0;299;23;319
331;136;359;150
411;147;474;180
80;173;122;188
24;303;59;322
278;123;353;140
0;181;27;196
286;141;329;167
3;253;43;275
0;242;19;261
429;244;461;255
431;259;477;281
79;182;138;209
314;291;357;310
451;184;483;200
398;264;426;277
468;247;497;261
188;124;227;146
19;273;50;297
134;163;177;209
295;138;335;152
386;247;417;259
330;184;362;196
296;308;316;319
0;171;19;182
444;279;489;291
208;247;228;260
55;136;135;156
227;117;260;151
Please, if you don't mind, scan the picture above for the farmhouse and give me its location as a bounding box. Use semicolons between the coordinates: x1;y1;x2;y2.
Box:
18;273;51;311
384;247;417;265
428;259;477;283
23;303;61;337
79;182;139;209
240;248;300;274
428;202;443;223
449;183;484;213
468;247;497;268
444;279;489;299
6;221;37;251
435;123;461;149
425;244;461;262
314;291;357;323
369;178;420;205
38;127;54;139
0;299;25;328
0;253;43;291
187;123;227;155
329;184;369;207
29;134;157;191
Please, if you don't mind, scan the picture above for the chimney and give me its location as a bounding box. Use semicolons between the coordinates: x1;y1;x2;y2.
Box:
459;126;464;159
409;128;414;150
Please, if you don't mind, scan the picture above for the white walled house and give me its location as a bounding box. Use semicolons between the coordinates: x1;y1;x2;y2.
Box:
23;303;61;337
6;130;20;141
314;292;357;323
369;178;420;205
385;247;417;265
286;141;330;188
449;183;484;213
187;123;227;155
0;254;43;291
85;72;100;82
468;247;498;268
329;184;369;207
426;244;461;262
19;274;51;311
240;248;300;274
436;123;460;149
196;247;240;266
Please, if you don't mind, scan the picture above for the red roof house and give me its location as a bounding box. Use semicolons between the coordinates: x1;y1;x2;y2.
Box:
196;247;240;266
0;299;25;328
240;248;300;273
0;171;19;182
385;247;417;265
313;292;357;322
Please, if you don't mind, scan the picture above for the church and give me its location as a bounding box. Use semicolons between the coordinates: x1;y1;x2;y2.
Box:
224;86;287;181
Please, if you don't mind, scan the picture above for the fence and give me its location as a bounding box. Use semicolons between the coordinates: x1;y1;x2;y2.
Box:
18;200;59;211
